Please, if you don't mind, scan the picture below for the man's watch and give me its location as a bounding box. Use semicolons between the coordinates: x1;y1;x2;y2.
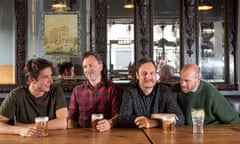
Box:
8;116;16;125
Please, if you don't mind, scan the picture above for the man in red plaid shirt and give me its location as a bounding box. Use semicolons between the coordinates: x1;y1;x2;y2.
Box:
68;51;122;132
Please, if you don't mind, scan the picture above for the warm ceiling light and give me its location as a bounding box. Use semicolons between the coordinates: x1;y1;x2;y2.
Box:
51;0;70;12
123;0;134;9
198;0;213;11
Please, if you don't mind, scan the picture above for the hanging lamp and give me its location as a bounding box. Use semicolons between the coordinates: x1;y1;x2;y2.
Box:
51;0;70;12
123;0;134;9
198;0;213;11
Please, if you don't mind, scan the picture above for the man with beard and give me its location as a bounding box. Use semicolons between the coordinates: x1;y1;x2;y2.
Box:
68;51;122;132
119;58;184;128
172;64;240;124
0;58;68;137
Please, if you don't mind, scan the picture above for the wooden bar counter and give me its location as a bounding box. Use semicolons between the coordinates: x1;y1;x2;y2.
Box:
143;124;240;144
0;128;149;144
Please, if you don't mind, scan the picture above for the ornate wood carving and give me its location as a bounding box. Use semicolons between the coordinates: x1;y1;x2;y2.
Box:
134;0;153;61
214;0;237;90
180;0;198;65
0;0;27;92
94;0;107;64
226;0;237;84
94;0;107;79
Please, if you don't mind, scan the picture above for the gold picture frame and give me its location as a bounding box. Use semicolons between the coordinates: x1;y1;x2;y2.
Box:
42;12;80;55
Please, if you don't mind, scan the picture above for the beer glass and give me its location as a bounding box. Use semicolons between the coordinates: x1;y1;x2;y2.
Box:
35;116;49;136
91;113;104;132
162;116;176;133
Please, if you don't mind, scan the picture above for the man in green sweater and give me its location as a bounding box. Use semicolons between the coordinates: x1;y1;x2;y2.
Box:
172;64;240;125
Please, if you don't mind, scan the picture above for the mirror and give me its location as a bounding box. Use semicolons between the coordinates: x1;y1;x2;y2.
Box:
107;0;134;77
0;0;26;92
26;0;86;92
198;0;224;82
153;0;180;80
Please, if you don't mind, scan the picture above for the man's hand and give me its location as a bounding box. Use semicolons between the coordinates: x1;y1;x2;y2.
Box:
96;119;112;132
151;113;179;124
19;127;45;137
134;116;158;128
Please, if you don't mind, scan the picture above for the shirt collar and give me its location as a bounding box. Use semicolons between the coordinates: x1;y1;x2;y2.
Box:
137;83;155;97
86;79;107;89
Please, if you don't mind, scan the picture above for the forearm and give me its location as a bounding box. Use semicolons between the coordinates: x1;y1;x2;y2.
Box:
0;122;23;135
48;117;67;130
119;114;137;128
215;98;240;124
108;114;119;128
166;92;185;126
67;119;77;128
50;107;68;129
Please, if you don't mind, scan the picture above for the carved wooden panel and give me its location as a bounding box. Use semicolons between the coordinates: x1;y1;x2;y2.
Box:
134;0;153;61
180;0;198;66
94;0;107;64
225;0;237;84
0;0;27;92
214;0;237;90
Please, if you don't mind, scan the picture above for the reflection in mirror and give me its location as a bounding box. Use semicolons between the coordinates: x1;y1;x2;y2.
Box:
153;0;180;80
108;24;134;70
107;0;134;79
26;0;87;92
0;0;15;84
29;1;85;82
153;24;180;73
199;0;224;82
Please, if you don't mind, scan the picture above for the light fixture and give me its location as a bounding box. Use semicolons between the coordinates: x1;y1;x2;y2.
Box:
198;0;213;11
51;0;70;12
123;0;134;9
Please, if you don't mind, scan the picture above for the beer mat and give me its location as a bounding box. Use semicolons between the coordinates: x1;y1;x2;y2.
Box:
230;128;240;132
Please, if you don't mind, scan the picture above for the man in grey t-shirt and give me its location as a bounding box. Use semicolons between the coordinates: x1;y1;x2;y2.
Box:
0;58;68;137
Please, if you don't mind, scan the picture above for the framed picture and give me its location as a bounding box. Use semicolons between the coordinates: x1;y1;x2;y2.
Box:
42;12;80;55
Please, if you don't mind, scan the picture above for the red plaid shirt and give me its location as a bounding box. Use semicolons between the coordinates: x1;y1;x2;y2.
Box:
68;80;122;128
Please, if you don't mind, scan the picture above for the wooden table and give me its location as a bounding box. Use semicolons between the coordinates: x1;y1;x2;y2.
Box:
143;124;240;144
0;128;149;144
0;125;240;143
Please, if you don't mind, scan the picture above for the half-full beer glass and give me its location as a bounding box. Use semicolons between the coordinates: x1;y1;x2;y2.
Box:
35;116;49;136
91;113;104;132
162;116;176;133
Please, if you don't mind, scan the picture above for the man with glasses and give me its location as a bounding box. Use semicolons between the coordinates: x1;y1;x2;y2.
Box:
68;51;122;131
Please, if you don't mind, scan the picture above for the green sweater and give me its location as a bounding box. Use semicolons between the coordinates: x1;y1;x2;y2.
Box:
172;80;240;125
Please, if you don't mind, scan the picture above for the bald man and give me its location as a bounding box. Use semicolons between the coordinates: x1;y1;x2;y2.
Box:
172;64;240;125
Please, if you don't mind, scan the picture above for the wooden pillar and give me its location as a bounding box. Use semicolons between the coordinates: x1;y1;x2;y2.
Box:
15;0;27;86
134;0;153;61
180;0;199;66
94;0;108;79
226;0;237;84
94;0;107;65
